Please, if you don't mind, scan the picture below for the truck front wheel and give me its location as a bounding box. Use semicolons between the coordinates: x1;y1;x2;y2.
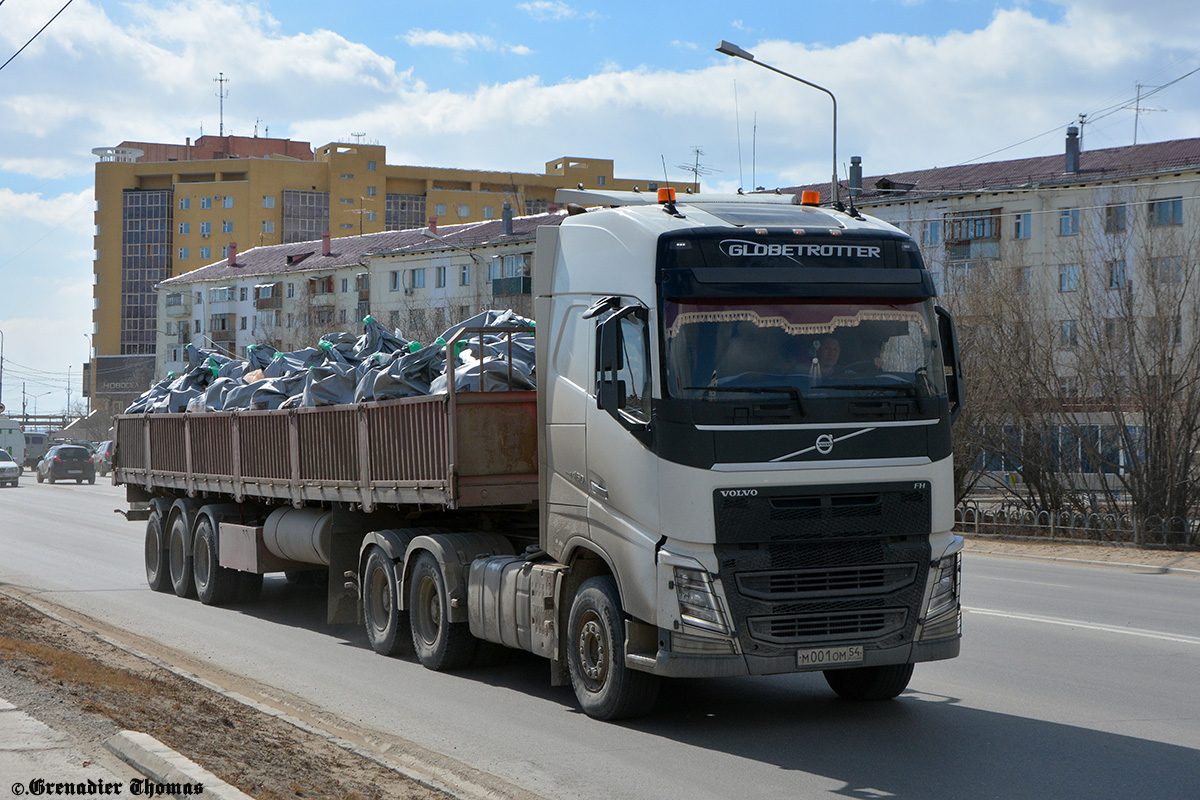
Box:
362;547;411;656
193;515;237;606
168;512;196;598
824;663;914;700
567;576;660;720
409;552;476;670
145;509;171;593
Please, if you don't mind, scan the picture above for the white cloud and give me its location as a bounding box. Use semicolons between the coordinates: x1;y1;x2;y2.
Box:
518;1;576;21
403;29;498;52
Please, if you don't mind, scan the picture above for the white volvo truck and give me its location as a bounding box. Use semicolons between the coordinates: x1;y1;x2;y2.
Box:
114;188;964;720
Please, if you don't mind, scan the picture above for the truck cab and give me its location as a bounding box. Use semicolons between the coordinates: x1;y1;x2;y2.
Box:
534;189;963;714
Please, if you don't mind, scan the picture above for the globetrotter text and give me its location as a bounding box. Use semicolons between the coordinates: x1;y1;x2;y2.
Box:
720;240;883;259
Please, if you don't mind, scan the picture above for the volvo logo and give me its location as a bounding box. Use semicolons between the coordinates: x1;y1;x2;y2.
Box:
815;434;835;455
720;489;758;497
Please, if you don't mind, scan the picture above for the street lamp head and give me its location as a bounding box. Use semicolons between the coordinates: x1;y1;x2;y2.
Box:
716;40;755;61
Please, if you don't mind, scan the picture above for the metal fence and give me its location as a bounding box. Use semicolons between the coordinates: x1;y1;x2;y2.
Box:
955;501;1200;549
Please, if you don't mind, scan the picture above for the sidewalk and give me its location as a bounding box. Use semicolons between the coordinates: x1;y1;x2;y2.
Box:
0;695;130;796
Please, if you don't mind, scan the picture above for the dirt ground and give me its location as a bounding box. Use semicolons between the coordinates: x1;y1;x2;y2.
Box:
0;590;450;800
1;537;1196;800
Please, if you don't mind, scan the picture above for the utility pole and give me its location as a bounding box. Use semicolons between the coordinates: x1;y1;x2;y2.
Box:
214;72;229;137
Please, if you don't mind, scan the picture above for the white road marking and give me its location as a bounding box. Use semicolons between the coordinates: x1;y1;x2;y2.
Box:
964;607;1200;646
970;575;1074;589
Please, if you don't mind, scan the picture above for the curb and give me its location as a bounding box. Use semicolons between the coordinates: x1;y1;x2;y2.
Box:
105;731;255;800
966;548;1200;577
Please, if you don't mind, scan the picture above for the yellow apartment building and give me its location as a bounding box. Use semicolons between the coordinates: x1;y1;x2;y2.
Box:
90;135;685;411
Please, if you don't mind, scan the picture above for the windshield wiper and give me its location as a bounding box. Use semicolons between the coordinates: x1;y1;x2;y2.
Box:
683;385;806;416
820;382;927;414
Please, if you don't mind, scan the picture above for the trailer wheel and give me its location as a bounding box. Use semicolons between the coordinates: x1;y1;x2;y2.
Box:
193;515;237;606
409;551;476;670
824;663;914;701
145;509;172;593
567;575;660;720
167;512;196;598
362;548;411;656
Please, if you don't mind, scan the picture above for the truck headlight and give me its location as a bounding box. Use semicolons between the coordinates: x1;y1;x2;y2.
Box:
674;567;730;634
926;553;960;620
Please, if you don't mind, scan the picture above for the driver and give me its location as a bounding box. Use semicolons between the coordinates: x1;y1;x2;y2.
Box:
816;337;841;373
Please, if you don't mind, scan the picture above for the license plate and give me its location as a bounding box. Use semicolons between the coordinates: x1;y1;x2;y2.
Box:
68;469;82;474
796;645;864;667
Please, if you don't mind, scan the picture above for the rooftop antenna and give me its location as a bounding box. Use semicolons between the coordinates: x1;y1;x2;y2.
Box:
214;72;229;137
1132;83;1168;145
734;80;744;191
1076;112;1087;149
351;131;366;143
752;113;758;191
675;146;720;192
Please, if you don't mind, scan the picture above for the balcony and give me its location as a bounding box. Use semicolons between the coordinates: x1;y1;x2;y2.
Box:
492;276;532;295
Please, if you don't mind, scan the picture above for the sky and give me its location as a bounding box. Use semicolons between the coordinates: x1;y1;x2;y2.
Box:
1;0;1198;416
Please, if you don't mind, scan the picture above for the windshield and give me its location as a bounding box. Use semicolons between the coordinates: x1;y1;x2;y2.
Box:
663;297;947;402
0;450;10;461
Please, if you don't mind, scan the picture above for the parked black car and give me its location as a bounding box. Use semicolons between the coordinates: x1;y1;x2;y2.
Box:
36;445;96;484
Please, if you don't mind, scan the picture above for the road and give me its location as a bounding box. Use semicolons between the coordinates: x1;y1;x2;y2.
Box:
3;480;1199;799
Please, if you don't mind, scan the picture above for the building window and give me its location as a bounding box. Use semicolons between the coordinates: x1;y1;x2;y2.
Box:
411;268;426;289
460;264;470;286
199;246;211;259
597;175;607;186
339;198;355;205
287;282;295;298
1058;376;1079;399
200;221;211;235
1013;212;1031;240
457;204;470;218
340;173;355;180
239;287;248;301
262;220;275;234
366;211;376;222
921;220;941;247
390;271;401;291
436;266;446;288
367;186;377;197
221;245;230;258
1152;256;1184;284
1059;209;1080;236
1060;320;1078;348
341;277;349;293
367;160;377;171
222;196;233;209
1148;198;1183;228
240;316;247;330
179;197;190;210
178;247;189;259
409;309;425;330
209;285;235;303
483;205;495;219
1059;264;1079;292
1107;260;1127;289
178;222;190;235
339;223;354;229
262;195;275;209
435;203;446;216
195;318;202;333
222;220;233;233
201;197;212;209
389;309;400;327
1105;204;1126;233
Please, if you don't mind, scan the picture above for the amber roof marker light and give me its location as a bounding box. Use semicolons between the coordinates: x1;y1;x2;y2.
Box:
716;40;839;208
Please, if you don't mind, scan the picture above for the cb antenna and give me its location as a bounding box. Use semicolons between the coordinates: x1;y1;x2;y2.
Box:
214;72;229;137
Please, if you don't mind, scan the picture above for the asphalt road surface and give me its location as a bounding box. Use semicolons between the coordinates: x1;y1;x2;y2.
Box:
2;480;1198;799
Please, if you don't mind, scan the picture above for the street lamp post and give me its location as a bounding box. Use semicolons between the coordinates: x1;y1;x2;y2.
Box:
716;40;840;206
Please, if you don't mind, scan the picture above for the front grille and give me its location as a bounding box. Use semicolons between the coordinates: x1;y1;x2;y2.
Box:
748;608;908;644
737;564;917;600
714;482;931;657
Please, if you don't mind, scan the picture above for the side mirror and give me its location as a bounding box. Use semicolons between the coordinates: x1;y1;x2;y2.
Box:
935;305;965;424
596;304;652;444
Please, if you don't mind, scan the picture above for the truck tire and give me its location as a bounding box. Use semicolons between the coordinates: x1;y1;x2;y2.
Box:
824;663;914;701
362;547;411;656
192;515;237;606
145;509;172;593
409;551;476;670
567;575;660;720
168;512;196;598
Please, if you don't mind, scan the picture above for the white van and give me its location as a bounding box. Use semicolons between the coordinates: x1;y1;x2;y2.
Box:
0;414;25;469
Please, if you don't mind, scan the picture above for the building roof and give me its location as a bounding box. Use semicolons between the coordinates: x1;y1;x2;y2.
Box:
160;212;565;287
782;136;1200;204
